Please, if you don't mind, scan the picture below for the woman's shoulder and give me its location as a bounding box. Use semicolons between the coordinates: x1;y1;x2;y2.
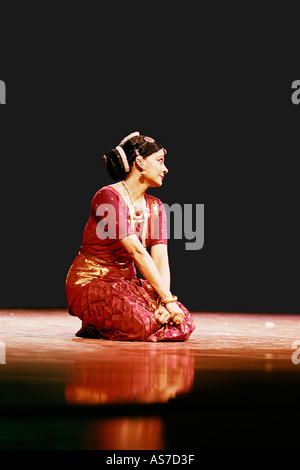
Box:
145;192;164;206
145;193;166;218
91;185;123;211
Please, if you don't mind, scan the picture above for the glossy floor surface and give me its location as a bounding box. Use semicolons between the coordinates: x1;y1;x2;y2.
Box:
0;309;300;449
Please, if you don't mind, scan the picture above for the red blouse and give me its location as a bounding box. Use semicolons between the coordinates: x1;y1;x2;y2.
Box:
81;185;168;259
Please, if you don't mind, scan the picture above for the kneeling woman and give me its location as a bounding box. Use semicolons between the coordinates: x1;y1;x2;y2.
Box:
65;132;195;341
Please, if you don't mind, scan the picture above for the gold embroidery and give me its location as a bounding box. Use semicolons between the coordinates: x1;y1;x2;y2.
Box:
148;197;159;217
73;258;110;286
66;252;135;288
153;201;159;216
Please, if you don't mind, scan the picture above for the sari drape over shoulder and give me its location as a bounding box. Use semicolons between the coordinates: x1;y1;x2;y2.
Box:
65;185;195;341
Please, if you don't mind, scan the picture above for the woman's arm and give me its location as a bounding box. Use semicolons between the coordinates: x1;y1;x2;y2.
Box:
150;244;170;290
120;235;185;325
120;235;184;325
119;235;173;300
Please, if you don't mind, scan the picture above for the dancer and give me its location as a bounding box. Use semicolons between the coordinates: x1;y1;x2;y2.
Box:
65;132;195;341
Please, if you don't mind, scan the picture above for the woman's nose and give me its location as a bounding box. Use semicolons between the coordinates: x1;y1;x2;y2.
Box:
163;164;168;174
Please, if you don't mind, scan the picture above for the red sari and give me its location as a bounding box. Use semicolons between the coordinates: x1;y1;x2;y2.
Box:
65;185;195;341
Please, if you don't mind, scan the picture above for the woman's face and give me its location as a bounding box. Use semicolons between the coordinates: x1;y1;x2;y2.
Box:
142;149;168;187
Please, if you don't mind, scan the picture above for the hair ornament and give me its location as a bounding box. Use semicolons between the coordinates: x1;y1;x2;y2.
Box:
119;131;140;146
116;145;130;173
144;136;155;143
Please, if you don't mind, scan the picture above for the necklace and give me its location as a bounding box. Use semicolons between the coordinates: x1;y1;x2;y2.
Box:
122;180;145;216
122;180;148;248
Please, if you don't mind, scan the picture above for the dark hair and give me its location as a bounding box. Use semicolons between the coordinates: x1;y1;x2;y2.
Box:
103;132;166;181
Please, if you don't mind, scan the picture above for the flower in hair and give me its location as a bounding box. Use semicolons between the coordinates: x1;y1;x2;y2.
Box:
144;136;155;143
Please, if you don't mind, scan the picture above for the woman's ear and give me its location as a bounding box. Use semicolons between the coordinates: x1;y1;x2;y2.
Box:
135;155;146;171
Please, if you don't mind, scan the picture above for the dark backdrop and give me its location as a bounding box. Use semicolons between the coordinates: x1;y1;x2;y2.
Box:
0;6;298;313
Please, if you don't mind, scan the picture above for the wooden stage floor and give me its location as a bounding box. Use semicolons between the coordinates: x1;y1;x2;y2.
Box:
0;309;300;450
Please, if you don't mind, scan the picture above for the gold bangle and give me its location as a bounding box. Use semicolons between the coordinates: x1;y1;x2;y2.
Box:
160;295;178;305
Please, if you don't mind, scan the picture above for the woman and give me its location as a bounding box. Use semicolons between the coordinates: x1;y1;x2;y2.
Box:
65;132;195;341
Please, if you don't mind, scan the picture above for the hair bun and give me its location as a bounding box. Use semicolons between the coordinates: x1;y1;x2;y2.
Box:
102;147;128;181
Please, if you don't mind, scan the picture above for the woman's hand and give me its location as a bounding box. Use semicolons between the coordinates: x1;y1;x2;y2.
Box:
154;302;185;326
154;304;172;325
165;302;185;325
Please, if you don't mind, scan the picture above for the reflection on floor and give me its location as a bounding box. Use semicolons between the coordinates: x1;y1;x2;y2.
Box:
0;309;300;449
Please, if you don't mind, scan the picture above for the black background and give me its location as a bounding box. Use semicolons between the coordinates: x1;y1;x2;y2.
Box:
0;5;299;313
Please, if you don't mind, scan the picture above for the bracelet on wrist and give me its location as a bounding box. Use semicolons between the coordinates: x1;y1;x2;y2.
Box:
160;295;178;305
